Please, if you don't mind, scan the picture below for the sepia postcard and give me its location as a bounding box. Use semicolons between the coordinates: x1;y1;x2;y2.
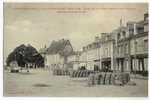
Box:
3;2;148;97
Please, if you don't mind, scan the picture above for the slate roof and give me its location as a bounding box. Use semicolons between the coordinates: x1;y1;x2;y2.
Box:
47;39;72;56
114;26;127;33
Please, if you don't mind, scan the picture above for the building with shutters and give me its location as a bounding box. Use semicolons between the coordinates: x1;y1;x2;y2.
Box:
44;39;73;70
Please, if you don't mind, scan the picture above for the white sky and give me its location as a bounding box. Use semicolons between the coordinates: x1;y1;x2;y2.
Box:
4;3;148;62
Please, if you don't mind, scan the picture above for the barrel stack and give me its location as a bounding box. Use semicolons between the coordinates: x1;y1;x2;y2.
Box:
87;72;131;86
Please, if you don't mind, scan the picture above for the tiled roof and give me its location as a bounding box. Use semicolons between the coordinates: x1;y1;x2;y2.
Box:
47;39;71;55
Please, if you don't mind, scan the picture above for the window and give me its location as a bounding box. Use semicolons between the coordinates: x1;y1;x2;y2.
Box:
122;31;126;38
105;48;108;57
144;25;148;32
134;41;138;52
117;33;121;40
121;45;123;55
129;29;134;35
117;46;120;56
144;39;148;51
125;44;128;54
137;27;144;34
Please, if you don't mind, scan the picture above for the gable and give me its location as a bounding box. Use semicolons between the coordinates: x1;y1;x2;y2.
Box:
47;39;73;56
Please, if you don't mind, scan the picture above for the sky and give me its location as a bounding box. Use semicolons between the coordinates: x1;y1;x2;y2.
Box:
4;3;148;62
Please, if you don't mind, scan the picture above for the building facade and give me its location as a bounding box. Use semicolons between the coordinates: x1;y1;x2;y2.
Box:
67;51;81;70
78;13;148;74
112;26;131;72
40;13;148;75
129;13;148;74
79;37;101;70
100;33;115;72
45;39;73;70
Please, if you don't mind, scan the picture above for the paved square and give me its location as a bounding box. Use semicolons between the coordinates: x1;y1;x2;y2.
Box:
4;69;148;97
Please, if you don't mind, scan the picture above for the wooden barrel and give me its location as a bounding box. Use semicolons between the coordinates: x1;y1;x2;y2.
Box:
98;74;103;85
100;73;105;85
87;71;90;77
78;71;81;77
57;69;60;75
121;73;130;84
94;73;101;85
53;69;56;75
84;70;88;77
80;71;83;77
111;73;116;85
109;73;113;84
74;71;78;77
70;71;75;77
102;72;106;85
87;73;95;86
105;73;111;85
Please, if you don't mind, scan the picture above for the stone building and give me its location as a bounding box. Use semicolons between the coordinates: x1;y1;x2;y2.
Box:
112;13;148;74
79;47;87;69
45;39;73;70
67;51;81;70
112;26;131;72
79;37;101;70
40;13;148;75
78;13;148;74
100;33;115;72
129;13;148;74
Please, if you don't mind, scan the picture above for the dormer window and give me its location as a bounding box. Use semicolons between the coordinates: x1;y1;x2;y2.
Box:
117;33;121;40
137;27;144;34
129;28;134;35
122;31;126;38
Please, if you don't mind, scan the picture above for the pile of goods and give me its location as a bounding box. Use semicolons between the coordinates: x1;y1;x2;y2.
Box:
52;69;70;76
70;70;100;78
87;72;130;86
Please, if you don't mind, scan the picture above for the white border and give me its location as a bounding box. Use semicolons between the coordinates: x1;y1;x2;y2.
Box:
0;0;3;98
1;0;149;100
3;0;149;3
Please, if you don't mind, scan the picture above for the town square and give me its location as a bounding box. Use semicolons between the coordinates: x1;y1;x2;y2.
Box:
3;3;148;97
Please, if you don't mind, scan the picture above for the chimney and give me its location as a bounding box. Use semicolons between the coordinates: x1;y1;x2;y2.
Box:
120;18;122;27
144;13;148;21
101;33;106;38
95;36;99;42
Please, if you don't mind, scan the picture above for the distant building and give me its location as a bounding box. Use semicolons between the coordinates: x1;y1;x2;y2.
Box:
112;25;131;72
67;51;81;70
80;37;101;70
79;47;87;69
100;33;115;72
39;13;148;75
45;39;73;70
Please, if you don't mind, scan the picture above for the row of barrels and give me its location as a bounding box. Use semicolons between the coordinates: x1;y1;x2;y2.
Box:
52;69;70;75
52;69;130;86
70;70;100;78
87;72;130;86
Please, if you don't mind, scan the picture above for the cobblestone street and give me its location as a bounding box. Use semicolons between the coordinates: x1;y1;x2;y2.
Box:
3;69;148;97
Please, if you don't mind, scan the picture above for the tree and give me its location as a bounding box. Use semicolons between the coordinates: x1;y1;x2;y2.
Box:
6;44;44;68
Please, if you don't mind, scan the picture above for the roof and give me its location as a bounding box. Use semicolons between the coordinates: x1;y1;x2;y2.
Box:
136;20;148;27
39;46;47;54
114;26;127;33
69;51;81;56
47;39;72;56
